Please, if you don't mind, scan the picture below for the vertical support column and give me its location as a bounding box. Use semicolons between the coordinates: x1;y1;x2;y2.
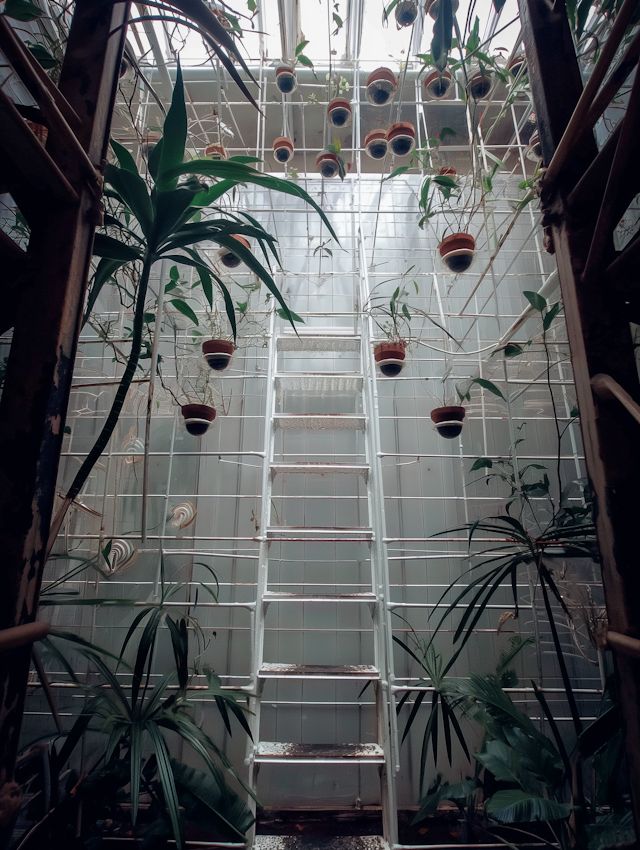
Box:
521;0;640;832
0;0;129;785
359;236;399;847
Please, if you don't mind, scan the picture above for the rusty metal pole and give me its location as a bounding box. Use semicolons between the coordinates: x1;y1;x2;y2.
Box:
0;0;129;783
521;0;640;830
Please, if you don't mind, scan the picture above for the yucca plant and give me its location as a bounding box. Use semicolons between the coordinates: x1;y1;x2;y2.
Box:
49;606;254;848
49;61;337;546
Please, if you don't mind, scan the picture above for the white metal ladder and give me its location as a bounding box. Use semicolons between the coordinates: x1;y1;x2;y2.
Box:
245;311;399;849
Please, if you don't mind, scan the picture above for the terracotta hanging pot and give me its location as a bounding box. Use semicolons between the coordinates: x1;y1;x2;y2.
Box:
316;151;340;178
25;119;48;145
327;97;352;129
439;232;476;273
423;68;453;100
219;234;251;268
374;341;406;377
276;64;297;94
202;339;235;371
437;166;457;176
365;67;397;106
428;0;459;18
430;406;465;439
205;142;227;160
386;122;416;157
273;136;294;163
395;0;418;27
467;71;494;101
181;404;216;436
364;130;388;160
141;130;161;157
526;131;542;162
508;53;526;77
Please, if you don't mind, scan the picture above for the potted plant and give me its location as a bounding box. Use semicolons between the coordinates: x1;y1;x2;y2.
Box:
386;121;416;156
467;66;494;100
439;232;476;272
181;400;217;435
526;130;542;161
364;129;388;160
427;0;459;18
366;276;418;377
430;404;466;439
392;0;419;27
508;51;526;77
205;142;227;160
202;338;235;371
275;63;297;93
374;339;407;376
218;234;251;268
317;137;348;179
327;96;352;128
273;136;294;163
423;67;453;100
365;67;397;106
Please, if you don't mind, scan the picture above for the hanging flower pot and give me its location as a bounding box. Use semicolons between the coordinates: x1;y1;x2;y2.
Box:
366;67;397;106
181;404;216;436
508;53;526;77
327;97;352;129
205;142;227;160
218;234;251;268
276;64;297;94
395;0;418;27
386;122;416;157
374;341;406;377
364;130;388;160
25;119;48;146
273;136;294;163
526;131;542;161
316;151;340;178
423;68;453;100
438;166;457;176
431;406;465;439
119;55;132;79
428;0;459;18
467;70;494;101
439;233;476;273
202;339;235;371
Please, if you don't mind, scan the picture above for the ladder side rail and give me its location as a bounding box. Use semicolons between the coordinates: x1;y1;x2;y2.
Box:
358;230;399;847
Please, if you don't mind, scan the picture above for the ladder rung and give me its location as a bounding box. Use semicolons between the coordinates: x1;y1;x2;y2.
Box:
259;663;379;679
274;414;366;430
277;335;361;352
266;527;373;540
263;591;377;603
254;742;385;763
270;462;369;479
276;374;363;393
255;837;388;850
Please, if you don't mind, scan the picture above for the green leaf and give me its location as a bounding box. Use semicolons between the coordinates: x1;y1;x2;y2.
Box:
28;43;57;69
170;264;180;281
170;299;199;326
486;789;570;823
523;290;547;313
297;53;314;69
295;39;309;56
93;233;142;262
476;740;526;788
384;166;411;181
431;0;453;71
110;139;139;175
472;377;506;401
171;759;254;837
2;0;42;20
276;308;304;323
105;164;153;237
470;457;493;471
543;301;561;331
158;61;188;191
504;342;523;357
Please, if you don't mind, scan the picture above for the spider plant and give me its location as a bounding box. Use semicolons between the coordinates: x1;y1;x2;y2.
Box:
48;62;337;548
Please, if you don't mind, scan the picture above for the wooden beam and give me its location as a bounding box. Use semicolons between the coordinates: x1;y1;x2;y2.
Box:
0;0;129;785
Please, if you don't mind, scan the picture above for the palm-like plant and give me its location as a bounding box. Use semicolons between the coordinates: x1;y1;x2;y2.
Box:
49;62;336;544
52;602;254;848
